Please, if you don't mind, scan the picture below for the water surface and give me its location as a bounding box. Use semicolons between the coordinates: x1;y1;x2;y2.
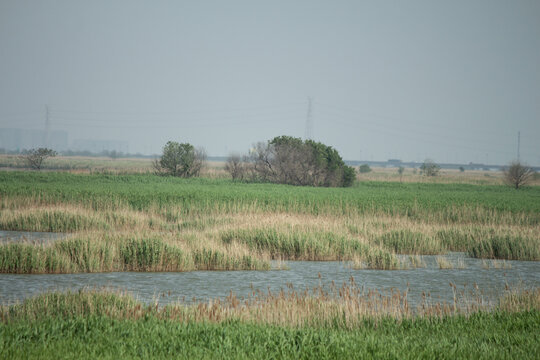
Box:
1;253;538;308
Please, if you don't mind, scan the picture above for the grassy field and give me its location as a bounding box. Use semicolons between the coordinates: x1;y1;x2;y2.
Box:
0;287;538;359
0;171;539;272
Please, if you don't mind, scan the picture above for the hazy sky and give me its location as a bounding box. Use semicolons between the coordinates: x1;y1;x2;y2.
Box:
1;0;539;164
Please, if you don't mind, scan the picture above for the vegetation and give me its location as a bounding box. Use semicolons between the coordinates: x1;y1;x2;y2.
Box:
0;235;268;273
397;166;405;182
224;153;246;181
153;141;206;177
420;159;440;176
0;162;538;357
358;164;371;173
504;161;534;189
20;148;57;170
245;136;356;187
0;288;538;359
0;171;538;273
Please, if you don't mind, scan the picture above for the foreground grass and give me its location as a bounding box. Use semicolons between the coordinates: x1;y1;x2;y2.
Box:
2;313;538;359
0;288;538;359
0;172;539;272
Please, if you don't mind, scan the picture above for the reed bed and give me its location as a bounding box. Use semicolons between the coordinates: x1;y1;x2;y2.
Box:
0;171;538;273
2;284;539;327
0;234;270;273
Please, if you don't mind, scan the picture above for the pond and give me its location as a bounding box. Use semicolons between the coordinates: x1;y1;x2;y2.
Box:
1;253;538;308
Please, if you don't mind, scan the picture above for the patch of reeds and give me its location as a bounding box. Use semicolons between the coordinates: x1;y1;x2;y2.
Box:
482;259;512;270
0;209;111;232
376;229;442;254
0;235;269;273
436;256;454;269
349;249;402;270
407;255;426;268
2;284;538;327
221;227;369;261
435;256;466;270
469;235;539;261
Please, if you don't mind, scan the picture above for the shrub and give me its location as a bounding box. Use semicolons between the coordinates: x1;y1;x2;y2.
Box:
153;141;206;177
359;164;371;173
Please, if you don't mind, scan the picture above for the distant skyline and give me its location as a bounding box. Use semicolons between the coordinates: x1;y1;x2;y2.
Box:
1;1;539;165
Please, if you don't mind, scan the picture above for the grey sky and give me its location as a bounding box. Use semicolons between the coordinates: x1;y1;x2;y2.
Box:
1;0;539;164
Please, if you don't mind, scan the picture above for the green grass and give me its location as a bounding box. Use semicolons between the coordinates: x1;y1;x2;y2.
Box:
0;290;538;359
1;171;539;222
0;313;538;359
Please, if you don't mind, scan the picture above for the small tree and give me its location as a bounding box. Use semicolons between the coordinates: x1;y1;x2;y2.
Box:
420;159;440;177
108;150;121;160
397;166;405;182
225;153;246;181
358;164;371;173
504;161;533;189
21;148;57;170
153;141;206;177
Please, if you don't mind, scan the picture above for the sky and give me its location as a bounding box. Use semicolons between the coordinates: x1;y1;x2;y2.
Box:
1;0;539;165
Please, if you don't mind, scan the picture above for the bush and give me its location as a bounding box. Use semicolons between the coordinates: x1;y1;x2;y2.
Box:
504;161;533;189
359;164;371;173
20;148;57;170
225;153;246;181
420;159;440;177
153;141;206;177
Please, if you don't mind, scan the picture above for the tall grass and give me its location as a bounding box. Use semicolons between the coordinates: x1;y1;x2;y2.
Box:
1;172;539;222
2;285;539;326
0;235;269;273
0;171;538;270
469;235;540;261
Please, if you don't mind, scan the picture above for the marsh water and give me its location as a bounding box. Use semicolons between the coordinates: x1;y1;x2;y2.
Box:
1;242;539;308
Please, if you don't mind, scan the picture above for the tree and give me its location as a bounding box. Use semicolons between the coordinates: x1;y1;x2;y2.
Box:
107;150;121;160
420;159;440;177
504;161;533;189
246;136;355;187
397;166;405;182
224;153;246;181
153;141;206;177
358;164;371;173
21;148;57;170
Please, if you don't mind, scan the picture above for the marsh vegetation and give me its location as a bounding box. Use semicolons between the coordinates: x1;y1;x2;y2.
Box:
0;165;538;358
0;171;539;274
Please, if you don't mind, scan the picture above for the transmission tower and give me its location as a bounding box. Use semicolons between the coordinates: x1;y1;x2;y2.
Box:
304;97;313;140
